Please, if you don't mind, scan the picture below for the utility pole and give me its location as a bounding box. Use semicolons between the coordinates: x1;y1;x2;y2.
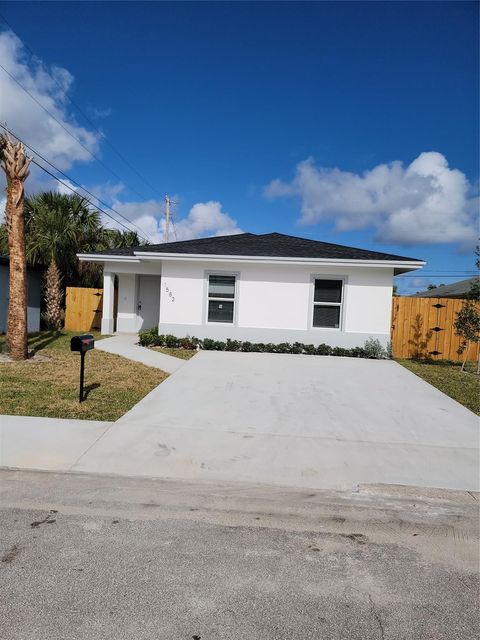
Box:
164;195;171;243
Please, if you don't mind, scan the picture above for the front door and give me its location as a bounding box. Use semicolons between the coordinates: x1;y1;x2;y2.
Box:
137;276;161;331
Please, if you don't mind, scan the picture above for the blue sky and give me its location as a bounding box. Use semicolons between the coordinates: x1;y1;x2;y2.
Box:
0;1;478;293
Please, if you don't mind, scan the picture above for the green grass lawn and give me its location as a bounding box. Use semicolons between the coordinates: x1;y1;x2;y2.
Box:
0;331;167;421
397;359;480;415
150;346;197;360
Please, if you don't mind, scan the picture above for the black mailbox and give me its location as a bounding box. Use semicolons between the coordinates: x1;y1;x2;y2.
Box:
70;334;95;402
70;334;95;353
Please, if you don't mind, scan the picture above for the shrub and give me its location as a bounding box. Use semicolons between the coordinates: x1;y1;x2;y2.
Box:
316;343;332;356
139;331;391;361
164;334;179;348
273;342;291;354
363;337;387;359
303;344;317;355
138;327;160;346
349;346;366;358
225;339;241;351
178;336;199;350
288;342;302;354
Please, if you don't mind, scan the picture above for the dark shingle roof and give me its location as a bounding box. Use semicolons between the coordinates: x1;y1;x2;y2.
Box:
97;232;422;262
412;277;479;298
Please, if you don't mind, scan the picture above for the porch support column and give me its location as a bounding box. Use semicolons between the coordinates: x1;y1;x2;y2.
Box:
101;271;115;334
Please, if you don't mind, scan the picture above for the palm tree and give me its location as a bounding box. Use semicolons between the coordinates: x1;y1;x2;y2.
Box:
0;134;31;360
24;192;101;329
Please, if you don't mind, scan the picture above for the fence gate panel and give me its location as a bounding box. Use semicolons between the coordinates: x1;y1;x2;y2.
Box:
64;287;103;332
390;296;479;362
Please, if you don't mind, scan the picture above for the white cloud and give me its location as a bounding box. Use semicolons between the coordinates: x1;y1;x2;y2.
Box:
264;153;478;245
174;201;243;240
0;29;100;173
0;30;242;245
106;199;243;244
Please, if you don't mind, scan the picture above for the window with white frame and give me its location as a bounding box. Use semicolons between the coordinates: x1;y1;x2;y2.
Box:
312;279;343;328
207;274;236;323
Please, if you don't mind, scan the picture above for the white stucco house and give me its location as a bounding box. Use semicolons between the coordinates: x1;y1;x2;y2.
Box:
78;232;424;347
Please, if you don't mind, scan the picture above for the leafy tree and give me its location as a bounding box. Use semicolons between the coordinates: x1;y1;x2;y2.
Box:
1;189;147;330
76;227;146;288
454;247;480;372
24;192;101;329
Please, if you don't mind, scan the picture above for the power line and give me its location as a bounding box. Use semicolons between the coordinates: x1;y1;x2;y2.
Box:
0;60;157;203
31;160;148;239
0;123;151;241
0;12;166;201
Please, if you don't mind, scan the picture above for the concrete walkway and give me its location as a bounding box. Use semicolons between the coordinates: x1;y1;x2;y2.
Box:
95;333;185;373
0;415;112;472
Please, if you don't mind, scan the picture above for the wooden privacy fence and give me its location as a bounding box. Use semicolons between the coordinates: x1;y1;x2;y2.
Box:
64;286;113;332
391;296;480;362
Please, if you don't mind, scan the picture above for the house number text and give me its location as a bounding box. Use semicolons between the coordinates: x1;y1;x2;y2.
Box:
164;282;175;302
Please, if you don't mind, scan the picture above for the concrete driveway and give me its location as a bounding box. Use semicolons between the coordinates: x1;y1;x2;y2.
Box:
74;352;479;491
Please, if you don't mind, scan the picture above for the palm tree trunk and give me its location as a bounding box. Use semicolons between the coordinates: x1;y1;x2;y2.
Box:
1;135;31;360
6;169;28;360
44;260;63;331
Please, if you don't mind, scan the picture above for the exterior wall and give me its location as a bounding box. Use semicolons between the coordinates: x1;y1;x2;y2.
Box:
116;273;137;333
0;263;42;333
158;260;393;347
27;270;42;333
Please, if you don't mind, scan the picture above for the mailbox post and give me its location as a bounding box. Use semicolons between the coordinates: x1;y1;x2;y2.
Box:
70;334;95;402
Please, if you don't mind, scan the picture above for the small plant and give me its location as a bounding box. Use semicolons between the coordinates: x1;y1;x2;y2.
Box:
138;326;160;346
316;343;332;356
178;336;199;350
164;334;179;348
225;338;241;351
303;344;317;355
273;342;291;354
454;300;480;372
290;342;304;354
407;314;433;360
363;337;387;359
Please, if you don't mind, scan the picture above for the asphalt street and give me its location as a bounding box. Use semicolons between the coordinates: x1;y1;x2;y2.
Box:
0;470;478;640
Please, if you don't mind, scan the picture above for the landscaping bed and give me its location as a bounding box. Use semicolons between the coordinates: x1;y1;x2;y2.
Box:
150;346;196;360
0;331;167;421
397;359;480;415
139;328;390;359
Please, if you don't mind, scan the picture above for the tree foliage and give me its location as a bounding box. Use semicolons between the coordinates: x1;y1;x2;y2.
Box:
454;246;480;372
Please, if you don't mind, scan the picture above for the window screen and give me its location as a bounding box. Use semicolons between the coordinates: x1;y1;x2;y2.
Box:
313;305;340;329
313;279;343;328
314;279;342;303
208;275;236;323
208;275;235;299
